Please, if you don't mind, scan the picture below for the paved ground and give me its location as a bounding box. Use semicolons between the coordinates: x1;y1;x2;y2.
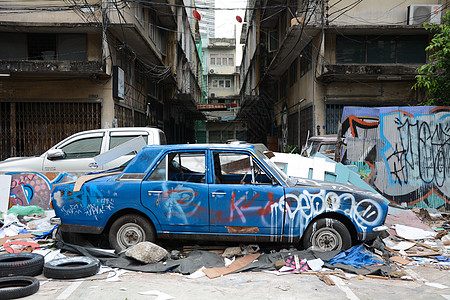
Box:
22;263;450;300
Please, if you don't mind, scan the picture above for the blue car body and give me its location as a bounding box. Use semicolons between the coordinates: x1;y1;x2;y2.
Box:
52;144;388;247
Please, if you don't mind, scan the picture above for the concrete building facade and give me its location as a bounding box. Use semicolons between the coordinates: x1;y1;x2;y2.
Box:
0;0;204;160
197;37;245;143
238;0;446;151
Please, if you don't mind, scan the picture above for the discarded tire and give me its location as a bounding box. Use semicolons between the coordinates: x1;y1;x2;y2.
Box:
44;256;100;279
302;218;352;252
0;276;40;299
0;253;44;277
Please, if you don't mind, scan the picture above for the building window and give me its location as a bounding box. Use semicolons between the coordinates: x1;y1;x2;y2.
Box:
0;33;88;61
212;80;218;88
58;34;87;60
210;54;234;66
268;30;278;52
148;11;157;42
289;58;298;87
325;104;344;134
300;106;313;147
135;2;144;24
219;80;225;88
337;35;427;64
300;42;312;77
225;80;231;88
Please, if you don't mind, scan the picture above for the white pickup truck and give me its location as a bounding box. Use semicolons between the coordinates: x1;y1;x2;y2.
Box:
0;127;166;173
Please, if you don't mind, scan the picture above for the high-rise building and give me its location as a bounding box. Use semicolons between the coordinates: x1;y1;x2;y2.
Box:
196;0;216;38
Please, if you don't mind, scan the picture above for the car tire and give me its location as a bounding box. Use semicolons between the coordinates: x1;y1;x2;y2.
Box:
0;276;40;299
302;218;352;252
109;214;156;253
0;253;44;277
43;256;100;279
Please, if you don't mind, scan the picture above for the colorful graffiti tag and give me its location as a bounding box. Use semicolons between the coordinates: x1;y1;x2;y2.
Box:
339;106;450;210
8;172;77;209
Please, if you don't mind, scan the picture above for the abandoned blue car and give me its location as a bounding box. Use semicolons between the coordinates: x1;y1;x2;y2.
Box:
51;144;388;252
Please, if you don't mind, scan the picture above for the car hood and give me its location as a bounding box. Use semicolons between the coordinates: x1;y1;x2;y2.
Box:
292;176;387;202
0;156;43;172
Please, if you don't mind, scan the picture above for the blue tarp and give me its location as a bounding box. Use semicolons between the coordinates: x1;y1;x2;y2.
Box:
327;244;384;268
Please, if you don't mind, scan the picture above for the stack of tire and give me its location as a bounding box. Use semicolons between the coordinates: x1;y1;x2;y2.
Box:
0;253;100;299
0;253;43;299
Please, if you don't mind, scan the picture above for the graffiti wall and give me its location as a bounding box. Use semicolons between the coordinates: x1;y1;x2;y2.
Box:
339;106;450;211
6;172;78;210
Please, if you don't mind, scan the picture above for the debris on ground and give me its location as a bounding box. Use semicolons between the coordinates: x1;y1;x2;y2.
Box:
0;205;448;291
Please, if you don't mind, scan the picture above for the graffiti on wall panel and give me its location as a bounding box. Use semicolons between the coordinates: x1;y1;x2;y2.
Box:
8;172;77;209
340;106;450;210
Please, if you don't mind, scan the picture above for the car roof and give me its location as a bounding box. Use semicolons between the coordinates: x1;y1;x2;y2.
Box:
141;143;257;151
308;134;337;142
74;127;163;134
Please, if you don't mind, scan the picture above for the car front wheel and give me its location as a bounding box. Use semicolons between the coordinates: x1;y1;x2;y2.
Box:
109;214;155;253
302;218;351;252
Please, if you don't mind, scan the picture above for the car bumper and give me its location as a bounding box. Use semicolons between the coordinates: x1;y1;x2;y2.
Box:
60;223;104;235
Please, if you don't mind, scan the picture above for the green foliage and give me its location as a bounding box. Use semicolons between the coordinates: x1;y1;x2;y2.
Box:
284;145;300;154
413;11;450;106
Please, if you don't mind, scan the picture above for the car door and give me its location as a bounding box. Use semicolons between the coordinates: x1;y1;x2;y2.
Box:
208;150;285;236
102;130;151;170
141;150;209;232
42;132;105;172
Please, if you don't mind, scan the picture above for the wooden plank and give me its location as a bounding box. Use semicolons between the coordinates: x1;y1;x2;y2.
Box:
202;253;260;279
366;275;389;280
395;235;439;252
390;256;412;265
0;233;35;247
316;273;335;286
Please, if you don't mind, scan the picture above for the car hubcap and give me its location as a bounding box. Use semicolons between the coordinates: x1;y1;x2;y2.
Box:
312;227;342;251
117;224;145;249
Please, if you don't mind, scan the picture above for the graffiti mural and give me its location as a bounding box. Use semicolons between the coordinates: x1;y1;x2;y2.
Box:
339;106;450;210
7;172;78;209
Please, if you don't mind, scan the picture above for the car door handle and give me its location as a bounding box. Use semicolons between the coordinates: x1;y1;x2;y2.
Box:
211;192;226;197
148;191;163;196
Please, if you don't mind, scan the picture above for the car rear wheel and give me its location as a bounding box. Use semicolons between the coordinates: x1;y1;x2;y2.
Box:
302;218;351;252
109;214;155;253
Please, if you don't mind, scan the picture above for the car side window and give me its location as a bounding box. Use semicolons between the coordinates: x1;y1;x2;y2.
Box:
60;137;102;159
216;152;251;184
109;135;148;155
215;152;272;185
110;135;148;149
147;156;167;181
147;152;206;183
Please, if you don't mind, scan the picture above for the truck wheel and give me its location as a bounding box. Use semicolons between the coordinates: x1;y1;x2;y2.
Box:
109;214;155;253
303;218;352;252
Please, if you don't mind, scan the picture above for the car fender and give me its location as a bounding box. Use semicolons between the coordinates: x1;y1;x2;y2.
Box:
104;204;162;232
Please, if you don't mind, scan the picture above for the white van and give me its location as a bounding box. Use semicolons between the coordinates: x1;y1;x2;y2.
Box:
0;127;166;173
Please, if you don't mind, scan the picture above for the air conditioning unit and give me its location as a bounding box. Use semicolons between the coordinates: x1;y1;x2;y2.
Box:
407;4;442;25
209;69;215;74
210;93;216;98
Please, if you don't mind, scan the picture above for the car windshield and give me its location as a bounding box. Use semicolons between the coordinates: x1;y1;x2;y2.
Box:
254;148;296;187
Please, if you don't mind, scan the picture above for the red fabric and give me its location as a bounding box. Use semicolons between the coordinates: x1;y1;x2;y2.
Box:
4;241;41;253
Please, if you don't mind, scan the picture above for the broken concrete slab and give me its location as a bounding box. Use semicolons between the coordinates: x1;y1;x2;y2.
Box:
125;242;168;264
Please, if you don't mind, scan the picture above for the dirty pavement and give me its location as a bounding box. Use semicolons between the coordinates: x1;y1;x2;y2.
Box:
0;205;449;299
